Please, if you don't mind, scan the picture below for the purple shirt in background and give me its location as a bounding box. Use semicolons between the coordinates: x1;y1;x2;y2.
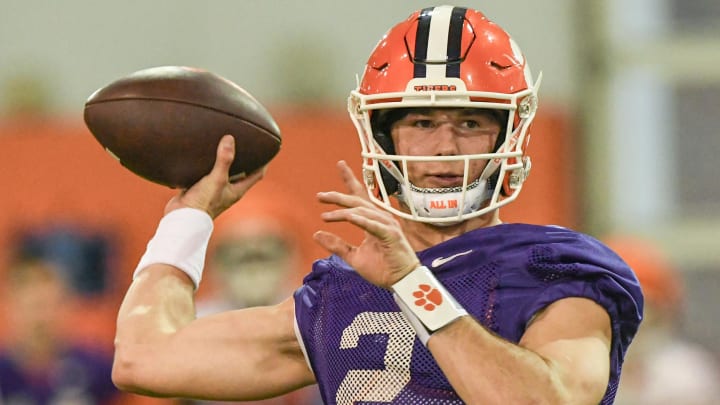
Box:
0;345;120;405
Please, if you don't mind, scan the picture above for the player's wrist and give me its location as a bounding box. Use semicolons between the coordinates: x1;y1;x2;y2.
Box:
133;207;214;290
386;261;422;288
392;265;468;345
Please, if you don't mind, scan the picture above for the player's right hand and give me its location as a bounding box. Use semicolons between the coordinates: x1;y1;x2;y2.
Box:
165;134;266;219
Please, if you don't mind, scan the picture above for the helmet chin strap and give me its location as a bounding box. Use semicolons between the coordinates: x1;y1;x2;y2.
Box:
398;178;493;225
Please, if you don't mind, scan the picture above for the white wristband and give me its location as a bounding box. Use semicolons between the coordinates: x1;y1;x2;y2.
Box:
133;207;214;290
392;266;468;343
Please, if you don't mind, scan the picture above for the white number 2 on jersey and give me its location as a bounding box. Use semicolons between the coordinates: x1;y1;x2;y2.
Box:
335;312;417;404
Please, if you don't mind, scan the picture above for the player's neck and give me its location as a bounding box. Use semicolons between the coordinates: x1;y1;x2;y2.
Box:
402;210;501;251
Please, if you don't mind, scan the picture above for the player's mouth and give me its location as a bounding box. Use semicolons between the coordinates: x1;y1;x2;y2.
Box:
425;173;465;188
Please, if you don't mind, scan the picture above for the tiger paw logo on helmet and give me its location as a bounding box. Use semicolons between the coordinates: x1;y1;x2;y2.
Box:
412;284;443;310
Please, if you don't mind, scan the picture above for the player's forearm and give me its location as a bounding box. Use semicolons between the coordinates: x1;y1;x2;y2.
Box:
113;265;196;393
428;317;575;405
116;265;196;338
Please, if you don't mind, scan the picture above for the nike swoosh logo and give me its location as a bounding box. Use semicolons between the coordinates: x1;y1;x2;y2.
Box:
431;249;473;268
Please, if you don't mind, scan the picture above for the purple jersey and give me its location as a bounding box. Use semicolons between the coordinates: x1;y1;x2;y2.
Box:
294;224;643;404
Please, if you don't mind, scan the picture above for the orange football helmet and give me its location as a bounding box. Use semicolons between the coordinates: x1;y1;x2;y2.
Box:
349;5;541;224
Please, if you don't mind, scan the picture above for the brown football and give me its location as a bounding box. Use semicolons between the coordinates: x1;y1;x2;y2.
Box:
83;66;281;188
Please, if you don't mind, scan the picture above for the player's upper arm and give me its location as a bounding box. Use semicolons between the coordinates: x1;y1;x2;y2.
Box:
113;296;315;400
519;297;613;404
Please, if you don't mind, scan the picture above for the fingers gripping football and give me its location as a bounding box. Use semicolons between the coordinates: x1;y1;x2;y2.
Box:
165;135;266;218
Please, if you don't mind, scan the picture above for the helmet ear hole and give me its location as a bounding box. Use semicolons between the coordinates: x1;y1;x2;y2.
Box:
374;130;395;154
489;111;511;196
374;131;400;195
370;110;404;195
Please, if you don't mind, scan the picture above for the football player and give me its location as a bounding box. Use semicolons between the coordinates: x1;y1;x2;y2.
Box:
112;6;643;404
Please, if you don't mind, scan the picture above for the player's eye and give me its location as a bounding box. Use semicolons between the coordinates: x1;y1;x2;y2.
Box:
461;120;481;129
412;119;435;129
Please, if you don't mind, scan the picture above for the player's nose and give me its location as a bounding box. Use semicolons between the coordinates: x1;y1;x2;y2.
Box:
433;124;460;156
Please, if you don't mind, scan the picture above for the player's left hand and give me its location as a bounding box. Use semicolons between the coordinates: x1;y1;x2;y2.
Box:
314;160;420;288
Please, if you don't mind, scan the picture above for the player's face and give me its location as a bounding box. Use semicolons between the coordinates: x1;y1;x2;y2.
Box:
390;108;501;188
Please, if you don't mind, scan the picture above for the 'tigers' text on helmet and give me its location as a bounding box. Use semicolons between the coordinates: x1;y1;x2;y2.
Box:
413;85;458;92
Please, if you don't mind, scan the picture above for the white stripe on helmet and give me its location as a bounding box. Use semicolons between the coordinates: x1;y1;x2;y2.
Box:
425;5;454;78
